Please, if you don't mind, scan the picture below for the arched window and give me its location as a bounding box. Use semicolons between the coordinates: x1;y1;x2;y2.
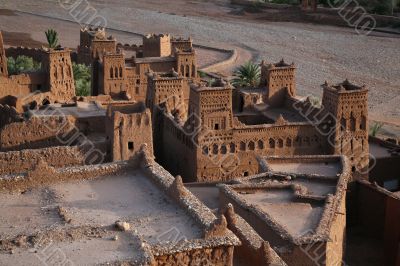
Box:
350;113;356;131
258;140;264;149
185;65;190;77
230;143;235;153
248;141;255;150
341;117;346;131
115;67;119;78
269;138;275;148
119;66;123;78
213;144;218;155
278;139;283;148
202;146;209;155
110;68;113;78
240;141;246;151
221;144;227;154
286;138;292;147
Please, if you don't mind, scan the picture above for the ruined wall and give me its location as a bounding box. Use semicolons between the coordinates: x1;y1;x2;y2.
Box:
0;115;76;151
106;104;153;161
154;246;233;266
0;146;86;175
0;73;45;101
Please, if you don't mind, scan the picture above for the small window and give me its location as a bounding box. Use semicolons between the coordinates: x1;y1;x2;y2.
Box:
244;171;249;177
128;141;134;150
214;123;219;130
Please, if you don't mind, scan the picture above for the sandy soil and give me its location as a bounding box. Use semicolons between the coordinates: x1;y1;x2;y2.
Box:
0;0;399;134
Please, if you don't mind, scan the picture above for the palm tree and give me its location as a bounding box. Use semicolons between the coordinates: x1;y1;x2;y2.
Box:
45;29;59;49
231;61;261;88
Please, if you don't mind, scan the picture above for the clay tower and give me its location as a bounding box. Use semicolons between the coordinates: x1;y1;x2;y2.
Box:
42;48;76;102
143;34;171;58
0;31;8;77
260;59;296;107
321;80;369;176
188;79;233;131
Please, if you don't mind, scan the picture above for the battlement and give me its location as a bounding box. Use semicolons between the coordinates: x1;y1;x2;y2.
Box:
190;79;231;92
144;33;171;40
143;33;171;58
322;79;367;94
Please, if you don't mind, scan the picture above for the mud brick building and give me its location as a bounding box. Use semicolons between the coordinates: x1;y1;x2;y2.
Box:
155;67;369;182
78;29;198;102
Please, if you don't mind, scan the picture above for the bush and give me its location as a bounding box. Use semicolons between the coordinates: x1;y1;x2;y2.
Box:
7;55;41;75
73;63;91;96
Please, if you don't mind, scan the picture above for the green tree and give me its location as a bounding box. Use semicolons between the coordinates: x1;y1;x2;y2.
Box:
7;55;41;75
73;63;91;96
231;61;261;88
45;29;59;49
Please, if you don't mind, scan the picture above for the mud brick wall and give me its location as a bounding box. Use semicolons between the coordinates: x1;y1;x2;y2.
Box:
0;146;86;174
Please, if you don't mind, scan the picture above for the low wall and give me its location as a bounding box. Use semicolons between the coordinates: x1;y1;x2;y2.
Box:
0;115;77;151
0;146;86;175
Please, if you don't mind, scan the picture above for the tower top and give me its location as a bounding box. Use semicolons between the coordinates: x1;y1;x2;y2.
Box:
322;79;367;93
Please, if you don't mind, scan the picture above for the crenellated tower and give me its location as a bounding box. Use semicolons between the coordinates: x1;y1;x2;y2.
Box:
260;59;296;107
175;48;197;80
321;80;369;176
143;34;171;58
188;79;233;132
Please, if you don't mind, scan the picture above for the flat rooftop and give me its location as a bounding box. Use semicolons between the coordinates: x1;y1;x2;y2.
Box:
30;102;106;118
266;161;341;177
218;155;349;247
235;187;324;237
0;170;202;265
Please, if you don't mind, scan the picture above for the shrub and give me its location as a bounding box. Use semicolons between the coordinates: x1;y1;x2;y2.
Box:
7;55;41;75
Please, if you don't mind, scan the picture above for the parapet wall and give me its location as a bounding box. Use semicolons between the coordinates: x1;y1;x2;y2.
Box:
0;145;86;175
